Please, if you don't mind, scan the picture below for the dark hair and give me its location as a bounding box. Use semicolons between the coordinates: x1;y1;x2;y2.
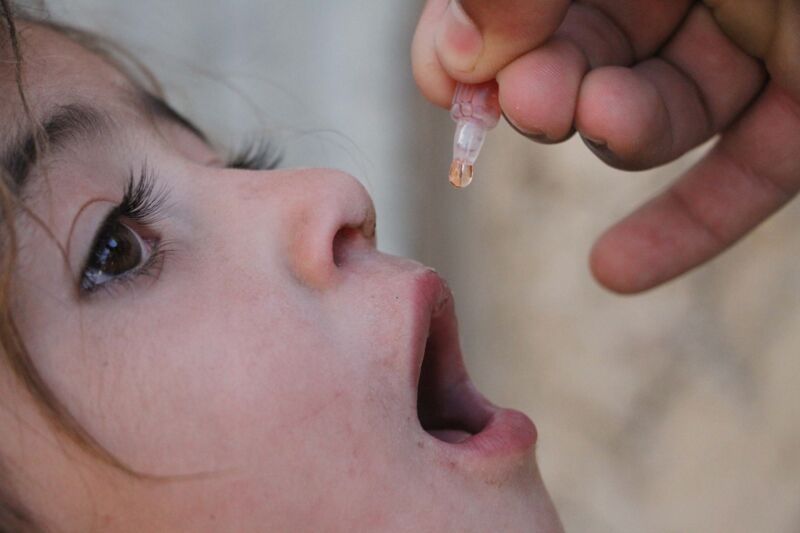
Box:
1;2;46;530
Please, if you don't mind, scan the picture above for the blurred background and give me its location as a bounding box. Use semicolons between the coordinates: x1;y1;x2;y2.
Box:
43;0;800;531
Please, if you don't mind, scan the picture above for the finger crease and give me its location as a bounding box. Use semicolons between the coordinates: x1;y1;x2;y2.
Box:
773;87;800;129
563;36;593;72
658;55;716;134
667;186;729;248
576;1;636;64
645;74;678;155
718;141;795;202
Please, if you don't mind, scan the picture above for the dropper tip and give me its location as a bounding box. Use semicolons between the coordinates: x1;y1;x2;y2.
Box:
449;159;474;188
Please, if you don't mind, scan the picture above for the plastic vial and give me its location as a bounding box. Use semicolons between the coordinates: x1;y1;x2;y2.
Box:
449;81;501;188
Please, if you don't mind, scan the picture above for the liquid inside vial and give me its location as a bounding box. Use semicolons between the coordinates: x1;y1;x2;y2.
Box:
449;159;474;188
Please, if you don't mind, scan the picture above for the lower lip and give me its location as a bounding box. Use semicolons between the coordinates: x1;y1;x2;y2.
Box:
434;408;538;460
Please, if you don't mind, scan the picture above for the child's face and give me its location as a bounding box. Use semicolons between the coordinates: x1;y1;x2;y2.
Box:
0;24;561;532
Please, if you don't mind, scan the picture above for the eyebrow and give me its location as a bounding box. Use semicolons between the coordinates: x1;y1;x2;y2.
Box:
1;90;207;192
2;103;109;190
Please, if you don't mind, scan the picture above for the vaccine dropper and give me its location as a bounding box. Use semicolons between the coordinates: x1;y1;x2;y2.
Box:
448;81;501;188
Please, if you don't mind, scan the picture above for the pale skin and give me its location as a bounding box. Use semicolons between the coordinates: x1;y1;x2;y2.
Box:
0;24;562;532
413;0;800;293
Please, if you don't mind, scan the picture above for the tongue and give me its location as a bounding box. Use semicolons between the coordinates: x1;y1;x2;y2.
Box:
428;429;472;444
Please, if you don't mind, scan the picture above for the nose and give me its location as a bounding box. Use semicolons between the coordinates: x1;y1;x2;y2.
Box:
270;169;377;289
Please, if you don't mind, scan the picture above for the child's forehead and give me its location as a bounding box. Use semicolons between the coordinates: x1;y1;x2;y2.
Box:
0;22;188;173
1;22;213;197
2;23;137;124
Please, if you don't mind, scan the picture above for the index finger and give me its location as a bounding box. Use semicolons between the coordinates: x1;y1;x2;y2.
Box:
590;84;800;293
412;0;569;108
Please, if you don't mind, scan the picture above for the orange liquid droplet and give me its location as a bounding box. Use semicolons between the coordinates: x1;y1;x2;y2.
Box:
449;160;474;188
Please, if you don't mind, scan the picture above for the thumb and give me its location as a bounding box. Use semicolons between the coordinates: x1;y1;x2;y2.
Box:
434;0;569;82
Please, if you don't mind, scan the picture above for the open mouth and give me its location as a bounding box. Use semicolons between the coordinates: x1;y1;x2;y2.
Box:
415;280;494;444
409;271;538;459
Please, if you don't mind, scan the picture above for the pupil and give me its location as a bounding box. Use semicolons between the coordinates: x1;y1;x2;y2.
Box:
95;222;142;275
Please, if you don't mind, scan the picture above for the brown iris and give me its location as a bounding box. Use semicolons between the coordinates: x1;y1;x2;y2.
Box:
81;220;144;291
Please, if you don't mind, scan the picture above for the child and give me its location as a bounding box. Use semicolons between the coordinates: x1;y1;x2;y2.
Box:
0;3;563;531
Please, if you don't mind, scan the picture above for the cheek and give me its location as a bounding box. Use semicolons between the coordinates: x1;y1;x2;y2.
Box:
29;271;388;480
16;239;419;513
92;289;340;472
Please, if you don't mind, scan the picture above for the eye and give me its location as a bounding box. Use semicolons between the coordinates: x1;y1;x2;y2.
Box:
79;168;169;296
80;219;153;293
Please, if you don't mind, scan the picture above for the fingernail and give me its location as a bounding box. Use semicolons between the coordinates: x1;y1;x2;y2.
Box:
503;113;560;143
435;0;483;74
582;135;606;149
581;134;616;161
503;113;549;142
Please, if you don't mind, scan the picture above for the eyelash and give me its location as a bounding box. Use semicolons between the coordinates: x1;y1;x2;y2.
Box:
80;136;280;295
119;165;170;224
226;137;284;170
79;167;170;296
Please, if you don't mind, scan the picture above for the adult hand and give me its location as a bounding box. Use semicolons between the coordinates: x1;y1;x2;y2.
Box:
412;0;800;293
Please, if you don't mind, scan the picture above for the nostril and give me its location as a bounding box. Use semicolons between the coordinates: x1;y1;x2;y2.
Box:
332;204;377;268
332;226;370;267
